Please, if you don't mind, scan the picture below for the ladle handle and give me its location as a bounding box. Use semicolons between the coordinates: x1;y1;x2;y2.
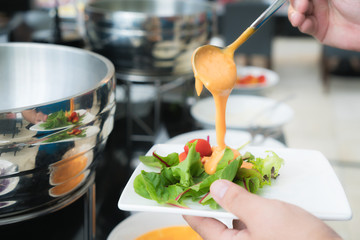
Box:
251;0;287;30
225;0;287;55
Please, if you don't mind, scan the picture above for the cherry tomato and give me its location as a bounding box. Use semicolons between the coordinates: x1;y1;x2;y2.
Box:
184;138;212;157
70;111;77;119
67;111;77;122
71;116;79;123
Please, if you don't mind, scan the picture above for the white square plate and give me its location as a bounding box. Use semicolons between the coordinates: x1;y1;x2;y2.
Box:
118;144;352;221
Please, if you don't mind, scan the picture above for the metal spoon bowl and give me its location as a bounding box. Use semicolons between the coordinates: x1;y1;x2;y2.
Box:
192;0;287;79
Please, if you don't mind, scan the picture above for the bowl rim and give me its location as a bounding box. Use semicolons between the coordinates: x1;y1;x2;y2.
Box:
84;0;215;17
0;42;115;113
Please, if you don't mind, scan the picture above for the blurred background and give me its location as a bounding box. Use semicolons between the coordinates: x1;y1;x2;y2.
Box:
0;0;359;239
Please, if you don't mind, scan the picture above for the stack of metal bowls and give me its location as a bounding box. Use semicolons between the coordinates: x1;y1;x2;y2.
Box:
84;0;216;77
0;43;115;224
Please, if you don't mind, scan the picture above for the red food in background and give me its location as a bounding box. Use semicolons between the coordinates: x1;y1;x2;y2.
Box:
66;111;80;123
236;74;266;85
67;128;82;135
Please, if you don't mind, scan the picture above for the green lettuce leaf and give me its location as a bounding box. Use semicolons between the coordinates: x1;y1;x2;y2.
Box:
215;147;236;171
139;152;179;169
192;158;241;208
234;151;284;192
234;167;262;193
133;170;185;205
250;151;284;185
199;193;220;209
169;144;204;187
40;110;71;129
191;157;241;193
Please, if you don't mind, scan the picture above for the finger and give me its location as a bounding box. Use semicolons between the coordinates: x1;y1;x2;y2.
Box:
288;6;306;27
297;16;317;35
183;215;251;240
288;0;310;13
183;215;227;240
210;180;265;226
288;5;317;35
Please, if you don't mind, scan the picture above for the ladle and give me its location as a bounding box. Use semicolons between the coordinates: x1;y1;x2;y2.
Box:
192;0;287;88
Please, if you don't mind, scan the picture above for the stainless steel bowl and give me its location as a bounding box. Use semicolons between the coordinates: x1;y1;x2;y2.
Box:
0;43;116;224
84;0;216;77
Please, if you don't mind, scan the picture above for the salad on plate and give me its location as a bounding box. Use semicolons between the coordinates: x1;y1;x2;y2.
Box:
134;138;284;209
42;127;87;143
39;110;84;130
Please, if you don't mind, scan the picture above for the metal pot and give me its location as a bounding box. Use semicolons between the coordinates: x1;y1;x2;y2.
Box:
0;43;115;224
84;0;216;77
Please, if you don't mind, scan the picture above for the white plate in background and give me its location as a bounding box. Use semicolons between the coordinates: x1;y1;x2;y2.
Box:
107;212;190;240
234;66;279;92
191;95;294;130
118;144;352;221
33;125;99;145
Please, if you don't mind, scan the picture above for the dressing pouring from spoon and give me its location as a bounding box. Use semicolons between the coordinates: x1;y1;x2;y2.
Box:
191;0;287;150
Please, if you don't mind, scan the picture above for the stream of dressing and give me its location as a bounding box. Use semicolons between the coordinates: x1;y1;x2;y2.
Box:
192;27;256;174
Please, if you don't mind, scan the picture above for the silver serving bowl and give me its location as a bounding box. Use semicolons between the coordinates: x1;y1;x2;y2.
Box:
84;0;216;77
0;43;115;224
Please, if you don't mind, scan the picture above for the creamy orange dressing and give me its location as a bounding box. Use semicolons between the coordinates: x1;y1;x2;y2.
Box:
192;46;236;150
202;147;241;174
241;161;254;169
202;146;225;174
192;27;256;174
136;226;202;240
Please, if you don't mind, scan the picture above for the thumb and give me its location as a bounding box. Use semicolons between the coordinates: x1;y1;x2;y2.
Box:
210;179;265;224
